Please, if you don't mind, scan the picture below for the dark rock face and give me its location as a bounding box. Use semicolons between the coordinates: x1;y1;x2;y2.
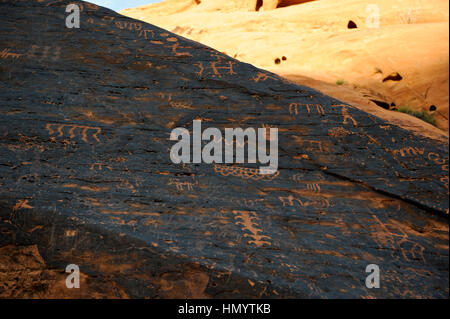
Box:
0;0;448;298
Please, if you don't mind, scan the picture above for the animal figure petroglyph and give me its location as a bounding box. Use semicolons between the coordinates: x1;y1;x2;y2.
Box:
371;215;426;263
214;164;279;181
46;123;101;143
233;211;271;247
279;195;330;209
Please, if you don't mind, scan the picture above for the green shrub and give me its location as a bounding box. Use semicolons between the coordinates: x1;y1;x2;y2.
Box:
396;106;436;126
336;79;345;85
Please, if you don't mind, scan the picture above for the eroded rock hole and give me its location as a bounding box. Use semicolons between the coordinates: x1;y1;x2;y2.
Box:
277;0;315;8
370;99;390;110
347;20;358;29
382;72;403;82
256;0;263;11
274;58;281;65
429;105;437;112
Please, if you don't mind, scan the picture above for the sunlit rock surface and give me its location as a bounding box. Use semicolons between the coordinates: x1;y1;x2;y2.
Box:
0;0;448;298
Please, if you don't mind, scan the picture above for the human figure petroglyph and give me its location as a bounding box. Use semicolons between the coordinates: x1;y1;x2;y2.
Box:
46;123;101;143
233;211;271;247
289;103;325;116
214;164;279;181
332;104;358;126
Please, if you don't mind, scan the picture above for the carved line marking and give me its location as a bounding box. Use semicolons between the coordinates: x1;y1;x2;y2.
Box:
168;178;198;191
46;123;101;143
0;48;22;60
252;72;279;83
289;103;325;116
392;147;425;157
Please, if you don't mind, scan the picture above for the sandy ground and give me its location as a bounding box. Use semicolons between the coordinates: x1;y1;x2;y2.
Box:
121;0;449;134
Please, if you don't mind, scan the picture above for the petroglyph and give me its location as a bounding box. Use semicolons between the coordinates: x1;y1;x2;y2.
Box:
371;215;426;263
90;163;112;172
168;178;198;191
28;45;61;61
289;103;325;116
392;147;425;157
252;72;279;83
167;41;192;57
139;29;154;40
306;183;321;193
279;195;330;209
332;104;358;126
279;195;304;207
428;152;448;165
237;199;266;208
115;21;142;31
214;164;279;181
13;199;33;211
233;211;271;247
170;101;193;109
292;136;324;153
0;48;22;60
328;127;352;138
46;123;101;143
195;54;236;78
